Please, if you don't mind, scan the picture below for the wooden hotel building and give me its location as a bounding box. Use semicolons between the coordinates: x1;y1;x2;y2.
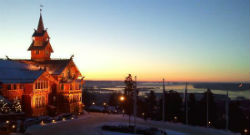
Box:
0;13;84;117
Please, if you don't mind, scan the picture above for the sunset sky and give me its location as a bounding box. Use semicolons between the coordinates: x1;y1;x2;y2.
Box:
0;0;249;82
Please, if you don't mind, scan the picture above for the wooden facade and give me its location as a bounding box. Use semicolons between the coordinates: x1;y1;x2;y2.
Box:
0;13;84;117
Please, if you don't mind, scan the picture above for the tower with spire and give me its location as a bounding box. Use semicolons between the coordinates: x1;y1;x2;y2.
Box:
28;13;53;61
0;10;84;116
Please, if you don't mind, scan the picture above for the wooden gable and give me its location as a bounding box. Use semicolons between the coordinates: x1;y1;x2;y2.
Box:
60;59;82;80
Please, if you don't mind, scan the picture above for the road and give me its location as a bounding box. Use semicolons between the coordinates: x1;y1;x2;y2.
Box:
25;112;236;135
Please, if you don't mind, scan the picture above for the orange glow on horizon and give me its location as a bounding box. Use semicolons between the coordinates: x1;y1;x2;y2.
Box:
83;71;249;83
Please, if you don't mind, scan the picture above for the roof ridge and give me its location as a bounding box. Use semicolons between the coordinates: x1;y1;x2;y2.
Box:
10;58;71;60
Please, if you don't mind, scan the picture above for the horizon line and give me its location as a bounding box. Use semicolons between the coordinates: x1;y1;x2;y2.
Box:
85;79;249;83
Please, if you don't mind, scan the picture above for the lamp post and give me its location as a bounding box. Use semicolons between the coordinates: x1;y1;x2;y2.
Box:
206;89;209;128
133;76;137;134
119;95;125;117
162;78;166;121
225;89;229;131
120;96;125;102
184;82;188;125
244;129;248;135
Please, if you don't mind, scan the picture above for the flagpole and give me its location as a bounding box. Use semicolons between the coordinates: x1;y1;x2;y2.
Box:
185;82;188;125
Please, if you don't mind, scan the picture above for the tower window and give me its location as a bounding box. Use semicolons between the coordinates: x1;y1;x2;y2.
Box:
36;50;39;54
20;84;23;89
13;84;16;90
7;85;11;90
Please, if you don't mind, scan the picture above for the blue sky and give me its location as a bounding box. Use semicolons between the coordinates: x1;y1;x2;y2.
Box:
0;0;249;82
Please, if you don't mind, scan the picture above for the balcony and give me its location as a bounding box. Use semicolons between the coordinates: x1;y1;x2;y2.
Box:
60;89;82;94
6;89;23;100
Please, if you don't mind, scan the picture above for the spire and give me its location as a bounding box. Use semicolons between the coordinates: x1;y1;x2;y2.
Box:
37;13;45;33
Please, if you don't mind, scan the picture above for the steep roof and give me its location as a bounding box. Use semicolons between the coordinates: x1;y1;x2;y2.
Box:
37;13;44;33
0;60;44;83
14;59;71;75
32;13;46;37
27;41;53;52
29;13;54;53
28;41;49;50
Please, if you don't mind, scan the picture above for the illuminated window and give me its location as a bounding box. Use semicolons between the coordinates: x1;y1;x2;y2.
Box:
35;96;46;108
13;84;16;90
45;81;48;89
41;81;43;89
70;84;72;90
42;80;45;89
35;97;38;108
42;96;45;107
38;81;40;89
67;70;71;78
43;80;45;89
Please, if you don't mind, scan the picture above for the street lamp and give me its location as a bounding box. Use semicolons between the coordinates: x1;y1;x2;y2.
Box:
244;129;248;135
62;117;66;121
40;120;45;126
12;125;15;129
174;116;178;122
120;96;125;117
208;121;211;127
120;96;125;102
52;120;56;123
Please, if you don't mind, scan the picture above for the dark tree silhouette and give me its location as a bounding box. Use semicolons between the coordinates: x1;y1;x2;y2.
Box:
199;88;217;126
160;90;183;122
108;92;122;107
188;93;200;125
146;90;157;119
229;101;249;134
137;97;148;120
124;74;134;96
123;74;136;124
82;87;96;108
